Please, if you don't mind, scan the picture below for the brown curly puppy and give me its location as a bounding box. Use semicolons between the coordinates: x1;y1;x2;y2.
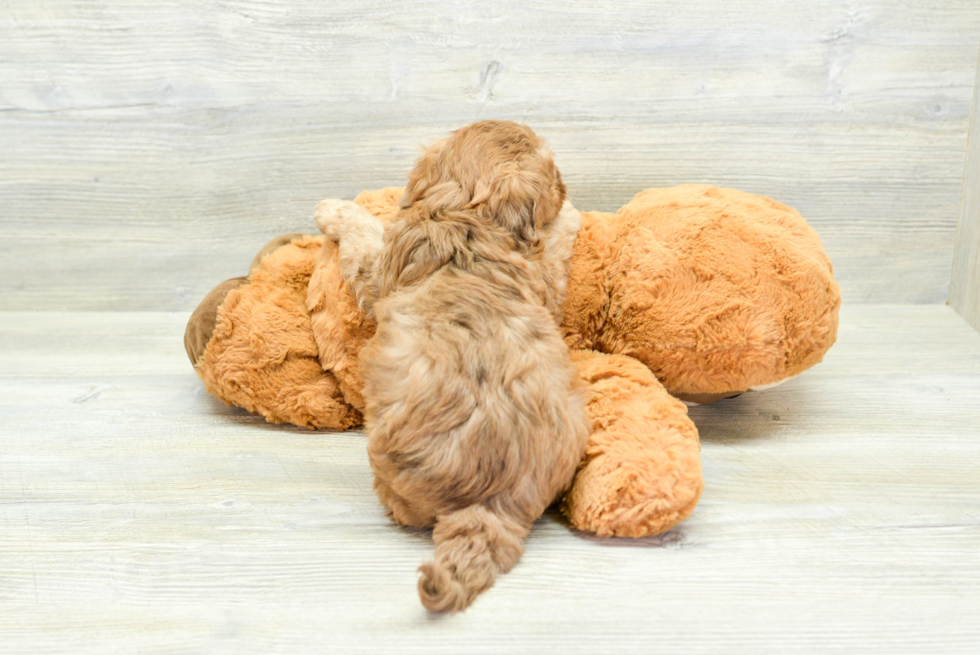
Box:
316;120;589;612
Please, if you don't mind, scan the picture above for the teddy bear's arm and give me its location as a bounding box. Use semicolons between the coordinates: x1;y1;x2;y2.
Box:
564;349;703;538
314;199;385;312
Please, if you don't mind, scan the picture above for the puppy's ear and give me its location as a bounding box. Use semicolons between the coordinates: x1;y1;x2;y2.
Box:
401;139;447;209
554;168;567;207
481;148;564;244
468;179;493;208
532;165;565;232
480;162;541;245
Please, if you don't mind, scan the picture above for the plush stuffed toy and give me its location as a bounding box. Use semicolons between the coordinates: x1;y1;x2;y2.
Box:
185;184;840;538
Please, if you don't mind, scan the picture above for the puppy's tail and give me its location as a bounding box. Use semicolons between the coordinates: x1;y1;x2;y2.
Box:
418;504;529;613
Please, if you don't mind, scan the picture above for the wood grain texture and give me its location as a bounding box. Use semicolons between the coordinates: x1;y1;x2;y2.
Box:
0;305;978;653
951;45;980;332
1;1;979;309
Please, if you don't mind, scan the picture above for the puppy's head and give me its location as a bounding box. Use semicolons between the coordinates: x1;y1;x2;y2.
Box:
400;120;566;245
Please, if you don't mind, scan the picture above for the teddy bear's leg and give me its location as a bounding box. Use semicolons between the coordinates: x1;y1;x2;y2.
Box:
564;350;703;538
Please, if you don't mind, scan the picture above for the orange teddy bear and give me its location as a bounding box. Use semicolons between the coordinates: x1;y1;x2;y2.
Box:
185;184;840;538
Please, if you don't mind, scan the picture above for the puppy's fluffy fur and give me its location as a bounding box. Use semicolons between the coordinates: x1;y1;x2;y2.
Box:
316;121;589;612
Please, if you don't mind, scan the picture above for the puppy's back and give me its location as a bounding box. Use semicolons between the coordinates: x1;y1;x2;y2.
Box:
361;269;588;611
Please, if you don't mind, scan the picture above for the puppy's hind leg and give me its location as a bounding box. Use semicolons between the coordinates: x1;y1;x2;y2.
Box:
373;476;436;529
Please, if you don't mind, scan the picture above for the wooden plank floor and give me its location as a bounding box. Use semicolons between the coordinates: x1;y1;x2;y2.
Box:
0;305;978;654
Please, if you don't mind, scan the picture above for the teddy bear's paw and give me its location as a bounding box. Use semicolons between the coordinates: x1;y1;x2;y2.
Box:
314;198;386;284
314;198;364;241
564;442;703;539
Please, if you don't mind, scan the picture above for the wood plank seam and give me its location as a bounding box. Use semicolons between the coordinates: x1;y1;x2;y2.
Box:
950;44;980;333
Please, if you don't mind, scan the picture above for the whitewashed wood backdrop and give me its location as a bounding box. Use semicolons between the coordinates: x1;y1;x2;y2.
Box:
1;0;979;310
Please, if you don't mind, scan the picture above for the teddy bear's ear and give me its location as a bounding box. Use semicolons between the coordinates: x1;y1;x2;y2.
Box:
184;276;248;366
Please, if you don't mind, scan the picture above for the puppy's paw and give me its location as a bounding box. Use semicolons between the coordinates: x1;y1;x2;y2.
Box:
314;198;364;241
